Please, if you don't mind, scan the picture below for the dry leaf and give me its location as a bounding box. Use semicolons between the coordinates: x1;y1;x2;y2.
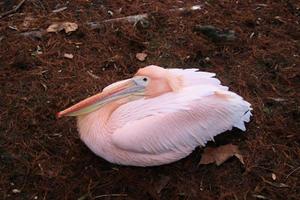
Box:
64;53;74;59
136;52;147;61
47;22;78;33
199;144;244;166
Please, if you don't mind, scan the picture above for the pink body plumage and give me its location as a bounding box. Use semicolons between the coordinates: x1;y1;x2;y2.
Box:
58;65;252;166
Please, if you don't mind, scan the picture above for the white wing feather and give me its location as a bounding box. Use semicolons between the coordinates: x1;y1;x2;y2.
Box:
111;89;251;154
168;68;228;90
108;68;252;155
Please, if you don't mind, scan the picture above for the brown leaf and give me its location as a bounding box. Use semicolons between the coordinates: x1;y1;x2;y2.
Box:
199;144;244;166
47;22;78;33
136;52;147;61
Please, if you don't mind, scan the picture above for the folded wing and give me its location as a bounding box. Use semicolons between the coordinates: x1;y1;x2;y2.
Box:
110;88;251;155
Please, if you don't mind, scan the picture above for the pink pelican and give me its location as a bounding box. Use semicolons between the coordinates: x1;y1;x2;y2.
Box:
57;65;252;166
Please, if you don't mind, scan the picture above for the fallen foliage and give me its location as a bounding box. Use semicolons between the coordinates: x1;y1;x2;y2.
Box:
136;52;148;62
47;22;78;33
0;0;299;199
199;144;244;166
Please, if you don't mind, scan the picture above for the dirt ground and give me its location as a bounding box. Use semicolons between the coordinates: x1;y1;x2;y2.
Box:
0;0;299;199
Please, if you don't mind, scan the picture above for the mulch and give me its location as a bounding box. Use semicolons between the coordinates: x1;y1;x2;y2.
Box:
0;0;299;199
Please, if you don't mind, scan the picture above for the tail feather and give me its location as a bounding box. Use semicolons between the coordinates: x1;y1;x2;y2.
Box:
215;90;252;132
233;104;252;131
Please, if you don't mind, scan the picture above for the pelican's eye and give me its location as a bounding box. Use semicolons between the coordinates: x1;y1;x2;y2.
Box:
133;76;150;87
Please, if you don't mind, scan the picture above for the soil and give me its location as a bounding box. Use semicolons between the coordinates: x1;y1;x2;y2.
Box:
0;0;299;199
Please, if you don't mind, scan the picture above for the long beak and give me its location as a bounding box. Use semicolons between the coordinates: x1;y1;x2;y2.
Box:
56;78;144;118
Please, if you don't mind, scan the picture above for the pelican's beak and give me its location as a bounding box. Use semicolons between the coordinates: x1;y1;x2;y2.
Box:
56;78;145;118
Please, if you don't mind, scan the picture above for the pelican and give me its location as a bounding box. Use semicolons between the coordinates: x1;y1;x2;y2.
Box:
57;65;252;166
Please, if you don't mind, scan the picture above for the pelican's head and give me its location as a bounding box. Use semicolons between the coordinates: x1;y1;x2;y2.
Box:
57;65;177;118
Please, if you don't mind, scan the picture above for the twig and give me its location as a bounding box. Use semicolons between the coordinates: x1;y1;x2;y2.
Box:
20;30;46;39
252;194;268;199
87;4;202;29
52;6;68;13
0;0;26;19
261;177;289;188
267;97;287;102
285;166;300;180
104;13;148;24
93;194;128;199
87;71;100;79
87;13;148;29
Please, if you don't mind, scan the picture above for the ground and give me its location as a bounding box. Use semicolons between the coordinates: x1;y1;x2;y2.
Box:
0;0;299;199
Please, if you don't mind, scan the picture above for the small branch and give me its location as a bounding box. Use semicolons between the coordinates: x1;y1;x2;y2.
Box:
87;71;100;79
104;13;148;24
52;6;68;13
20;30;45;39
87;13;148;29
87;4;202;29
93;194;128;199
0;0;26;19
285;166;300;180
261;176;289;188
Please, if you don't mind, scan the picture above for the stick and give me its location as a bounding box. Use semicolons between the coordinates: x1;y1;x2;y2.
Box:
285;166;300;180
87;71;100;79
94;194;128;199
0;0;26;19
52;6;68;13
87;4;202;29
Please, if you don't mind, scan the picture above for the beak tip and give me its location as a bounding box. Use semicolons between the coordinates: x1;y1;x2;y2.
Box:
56;112;63;119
